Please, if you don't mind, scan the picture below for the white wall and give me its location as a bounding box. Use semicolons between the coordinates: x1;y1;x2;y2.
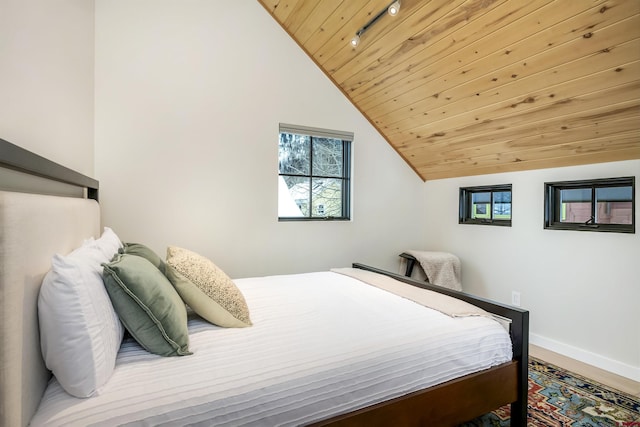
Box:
0;0;95;175
7;0;635;381
94;0;427;278
424;160;640;380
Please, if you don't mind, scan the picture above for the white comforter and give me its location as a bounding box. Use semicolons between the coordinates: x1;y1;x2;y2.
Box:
31;271;512;427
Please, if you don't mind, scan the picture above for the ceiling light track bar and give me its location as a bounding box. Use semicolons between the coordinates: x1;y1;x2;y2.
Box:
351;1;401;47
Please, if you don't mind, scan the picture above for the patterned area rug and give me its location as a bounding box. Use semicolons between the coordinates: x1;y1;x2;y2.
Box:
461;357;640;426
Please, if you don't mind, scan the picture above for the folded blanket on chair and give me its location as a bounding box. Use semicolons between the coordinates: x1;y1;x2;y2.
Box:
405;250;462;291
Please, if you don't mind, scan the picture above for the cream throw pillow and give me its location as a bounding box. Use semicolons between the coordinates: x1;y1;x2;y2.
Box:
166;246;251;327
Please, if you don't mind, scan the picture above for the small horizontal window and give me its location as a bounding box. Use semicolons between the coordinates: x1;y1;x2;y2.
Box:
459;184;512;226
544;176;635;233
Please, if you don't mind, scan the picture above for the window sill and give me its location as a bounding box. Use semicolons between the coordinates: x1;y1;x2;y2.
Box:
459;219;512;227
544;223;634;233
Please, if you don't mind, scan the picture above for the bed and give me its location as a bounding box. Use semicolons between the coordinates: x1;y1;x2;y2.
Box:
0;138;529;426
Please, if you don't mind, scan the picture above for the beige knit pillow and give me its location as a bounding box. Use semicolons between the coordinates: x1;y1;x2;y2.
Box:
166;246;251;327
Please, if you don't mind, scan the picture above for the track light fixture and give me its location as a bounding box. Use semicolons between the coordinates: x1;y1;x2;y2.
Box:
350;0;401;48
350;33;361;47
388;1;401;16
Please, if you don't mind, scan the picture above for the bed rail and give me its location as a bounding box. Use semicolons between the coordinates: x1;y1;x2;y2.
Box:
352;262;529;426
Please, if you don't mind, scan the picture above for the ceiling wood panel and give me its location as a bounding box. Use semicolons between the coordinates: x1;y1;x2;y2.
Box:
291;0;343;44
281;1;320;35
258;0;640;180
354;0;599;110
413;116;640;168
262;0;301;22
329;0;473;78
370;12;640;126
422;146;640;180
402;97;640;156
416;134;640;176
313;1;391;63
388;58;640;145
342;0;532;101
405;99;640;156
302;1;366;53
398;88;640;175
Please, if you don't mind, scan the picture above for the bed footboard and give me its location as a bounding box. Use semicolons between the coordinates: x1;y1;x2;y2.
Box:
312;361;519;427
349;263;529;426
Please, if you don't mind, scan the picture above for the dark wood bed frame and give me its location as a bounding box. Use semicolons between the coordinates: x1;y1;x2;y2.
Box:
312;263;529;426
1;138;529;427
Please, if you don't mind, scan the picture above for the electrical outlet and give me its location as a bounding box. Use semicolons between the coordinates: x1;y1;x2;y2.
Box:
511;291;521;307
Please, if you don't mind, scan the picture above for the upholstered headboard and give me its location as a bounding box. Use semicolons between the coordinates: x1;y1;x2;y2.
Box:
0;139;101;426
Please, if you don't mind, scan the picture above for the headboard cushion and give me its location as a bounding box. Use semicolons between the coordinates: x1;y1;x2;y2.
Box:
0;191;100;426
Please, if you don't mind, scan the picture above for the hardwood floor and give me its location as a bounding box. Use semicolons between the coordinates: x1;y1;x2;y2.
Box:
530;344;640;398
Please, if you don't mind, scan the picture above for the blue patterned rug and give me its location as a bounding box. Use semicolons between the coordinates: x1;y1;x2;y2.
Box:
461;357;640;426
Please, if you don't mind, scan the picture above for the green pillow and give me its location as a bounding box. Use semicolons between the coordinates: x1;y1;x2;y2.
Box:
120;243;166;274
102;253;191;356
166;246;252;328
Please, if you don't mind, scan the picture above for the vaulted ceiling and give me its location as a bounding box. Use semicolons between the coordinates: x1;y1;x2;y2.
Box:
258;0;640;181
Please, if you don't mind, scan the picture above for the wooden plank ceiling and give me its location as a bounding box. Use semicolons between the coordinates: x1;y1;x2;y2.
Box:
258;0;640;181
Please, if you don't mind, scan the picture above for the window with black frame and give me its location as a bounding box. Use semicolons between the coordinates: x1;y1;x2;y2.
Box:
278;124;352;221
544;177;635;233
459;184;512;226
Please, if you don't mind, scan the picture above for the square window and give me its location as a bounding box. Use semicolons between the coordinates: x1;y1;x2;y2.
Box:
278;124;351;220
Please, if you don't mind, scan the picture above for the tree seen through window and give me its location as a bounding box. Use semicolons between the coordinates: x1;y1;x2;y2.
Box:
278;125;351;220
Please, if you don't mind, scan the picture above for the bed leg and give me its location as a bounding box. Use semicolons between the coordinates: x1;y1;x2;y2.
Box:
510;400;526;427
510;310;529;427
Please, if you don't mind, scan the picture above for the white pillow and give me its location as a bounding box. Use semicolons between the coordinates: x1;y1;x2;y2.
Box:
94;227;122;260
38;229;124;398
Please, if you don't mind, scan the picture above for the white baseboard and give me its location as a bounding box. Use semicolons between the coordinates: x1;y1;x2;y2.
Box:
530;333;640;382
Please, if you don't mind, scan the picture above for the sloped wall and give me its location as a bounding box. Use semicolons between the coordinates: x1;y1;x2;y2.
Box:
94;0;427;278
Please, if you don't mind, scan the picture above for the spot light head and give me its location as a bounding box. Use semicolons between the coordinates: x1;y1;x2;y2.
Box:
388;1;401;16
350;34;360;48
